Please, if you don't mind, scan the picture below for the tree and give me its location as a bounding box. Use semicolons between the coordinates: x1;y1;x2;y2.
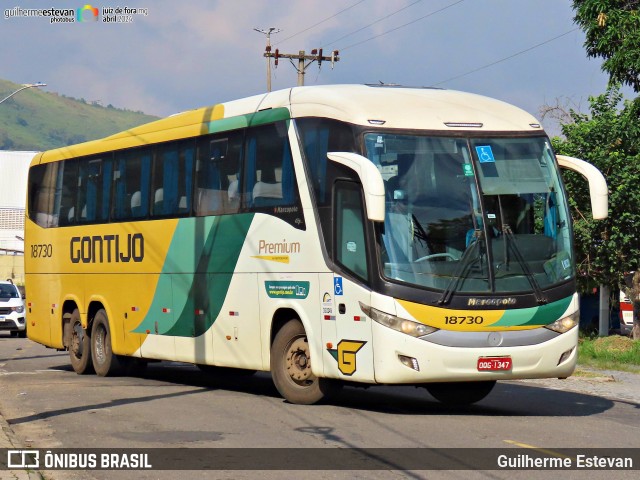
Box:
573;0;640;92
553;84;640;338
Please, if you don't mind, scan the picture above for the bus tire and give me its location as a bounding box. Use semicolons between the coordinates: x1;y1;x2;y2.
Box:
425;380;496;406
270;319;335;405
91;309;123;377
68;309;94;375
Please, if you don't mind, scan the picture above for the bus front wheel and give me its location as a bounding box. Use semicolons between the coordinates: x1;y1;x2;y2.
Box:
425;381;496;406
91;309;123;377
67;309;94;375
271;319;336;405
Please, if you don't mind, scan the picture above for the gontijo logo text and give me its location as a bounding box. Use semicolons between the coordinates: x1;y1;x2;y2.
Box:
70;233;144;263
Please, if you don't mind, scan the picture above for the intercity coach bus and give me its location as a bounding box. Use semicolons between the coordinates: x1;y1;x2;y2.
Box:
25;85;608;405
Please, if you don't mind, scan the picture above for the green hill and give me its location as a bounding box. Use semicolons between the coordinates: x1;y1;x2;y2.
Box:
0;78;159;151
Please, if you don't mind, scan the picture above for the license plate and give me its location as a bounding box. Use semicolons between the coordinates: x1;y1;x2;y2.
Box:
477;356;512;371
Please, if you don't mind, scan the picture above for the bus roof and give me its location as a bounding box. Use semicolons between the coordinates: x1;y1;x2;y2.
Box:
32;84;544;165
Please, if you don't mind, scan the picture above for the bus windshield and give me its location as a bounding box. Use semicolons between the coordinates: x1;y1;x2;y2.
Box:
364;134;573;295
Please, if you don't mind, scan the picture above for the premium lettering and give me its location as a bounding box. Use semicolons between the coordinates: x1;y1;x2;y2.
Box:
258;239;300;255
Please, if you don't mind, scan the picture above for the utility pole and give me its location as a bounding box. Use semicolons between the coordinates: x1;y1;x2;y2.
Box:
262;46;340;88
254;28;281;92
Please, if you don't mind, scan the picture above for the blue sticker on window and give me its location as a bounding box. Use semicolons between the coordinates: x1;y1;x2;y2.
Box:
475;145;495;163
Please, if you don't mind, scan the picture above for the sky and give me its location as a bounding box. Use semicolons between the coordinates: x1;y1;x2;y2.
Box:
0;0;626;136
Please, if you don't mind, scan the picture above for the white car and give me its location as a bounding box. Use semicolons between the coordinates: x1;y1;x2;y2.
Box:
0;280;26;338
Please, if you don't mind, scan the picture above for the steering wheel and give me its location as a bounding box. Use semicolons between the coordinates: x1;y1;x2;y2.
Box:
414;253;458;263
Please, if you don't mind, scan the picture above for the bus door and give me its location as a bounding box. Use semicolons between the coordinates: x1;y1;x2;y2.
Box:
326;181;375;382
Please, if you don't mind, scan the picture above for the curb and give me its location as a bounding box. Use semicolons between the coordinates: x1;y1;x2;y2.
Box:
0;410;45;480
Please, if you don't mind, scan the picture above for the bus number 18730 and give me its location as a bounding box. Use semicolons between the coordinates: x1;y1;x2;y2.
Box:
444;316;484;325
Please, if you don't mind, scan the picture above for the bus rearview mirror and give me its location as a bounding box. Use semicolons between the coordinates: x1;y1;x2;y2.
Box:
556;155;608;220
327;152;385;222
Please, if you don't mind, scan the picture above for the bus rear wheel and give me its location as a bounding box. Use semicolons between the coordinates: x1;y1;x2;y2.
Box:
425;381;496;406
271;319;336;405
91;309;123;377
67;309;93;375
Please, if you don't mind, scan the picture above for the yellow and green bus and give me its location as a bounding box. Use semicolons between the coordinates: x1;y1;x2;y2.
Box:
25;85;607;405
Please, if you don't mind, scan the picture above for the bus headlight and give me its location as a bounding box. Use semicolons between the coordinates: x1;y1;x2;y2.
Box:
359;302;437;337
544;311;579;334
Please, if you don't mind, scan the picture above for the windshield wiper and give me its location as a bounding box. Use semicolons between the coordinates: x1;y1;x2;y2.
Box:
437;231;483;305
497;196;548;305
411;214;429;246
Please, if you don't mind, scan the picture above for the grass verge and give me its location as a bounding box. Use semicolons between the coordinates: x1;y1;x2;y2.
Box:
577;335;640;373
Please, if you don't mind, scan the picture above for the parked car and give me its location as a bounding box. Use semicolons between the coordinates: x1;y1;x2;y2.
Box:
0;280;26;337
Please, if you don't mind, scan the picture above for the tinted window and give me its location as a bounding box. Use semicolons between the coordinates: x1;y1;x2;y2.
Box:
77;158;111;224
113;149;151;220
195;131;243;216
244;121;298;209
335;181;369;281
152;141;195;217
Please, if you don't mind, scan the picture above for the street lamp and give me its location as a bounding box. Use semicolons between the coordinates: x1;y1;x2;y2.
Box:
0;82;47;105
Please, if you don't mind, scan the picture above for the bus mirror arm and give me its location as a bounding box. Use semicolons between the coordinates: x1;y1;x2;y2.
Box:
327;152;386;222
556;155;608;220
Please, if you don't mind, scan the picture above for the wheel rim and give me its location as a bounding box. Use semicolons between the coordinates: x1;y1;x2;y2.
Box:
71;323;84;359
285;336;314;386
94;324;107;366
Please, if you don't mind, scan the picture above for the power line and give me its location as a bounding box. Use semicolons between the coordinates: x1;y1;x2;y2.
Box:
339;0;466;52
276;0;367;45
322;0;424;48
430;27;580;86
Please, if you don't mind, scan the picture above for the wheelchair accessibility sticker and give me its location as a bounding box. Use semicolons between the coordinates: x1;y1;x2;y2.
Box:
334;277;343;296
475;145;495;163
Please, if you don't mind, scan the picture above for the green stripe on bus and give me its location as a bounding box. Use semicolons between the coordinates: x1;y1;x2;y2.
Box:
491;296;572;327
133;213;254;337
208;107;290;134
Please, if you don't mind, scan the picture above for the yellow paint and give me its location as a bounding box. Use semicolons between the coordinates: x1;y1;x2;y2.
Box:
503;440;571;459
32;104;225;164
251;255;290;264
337;340;366;376
25;218;179;354
397;299;538;332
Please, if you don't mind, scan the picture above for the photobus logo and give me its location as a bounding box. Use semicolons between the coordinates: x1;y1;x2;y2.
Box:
77;4;99;22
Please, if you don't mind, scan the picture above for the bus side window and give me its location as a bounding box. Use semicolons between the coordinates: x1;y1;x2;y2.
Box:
77;158;111;224
152;140;194;218
58;160;78;226
334;181;369;282
113;149;151;220
245;121;297;210
28;163;58;228
195;132;243;216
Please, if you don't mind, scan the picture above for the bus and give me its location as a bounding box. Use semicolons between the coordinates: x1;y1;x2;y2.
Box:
25;84;608;405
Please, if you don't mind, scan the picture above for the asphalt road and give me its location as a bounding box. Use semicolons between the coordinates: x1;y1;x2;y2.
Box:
0;333;638;480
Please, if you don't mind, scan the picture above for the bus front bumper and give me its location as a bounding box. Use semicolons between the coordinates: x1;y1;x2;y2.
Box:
371;321;578;384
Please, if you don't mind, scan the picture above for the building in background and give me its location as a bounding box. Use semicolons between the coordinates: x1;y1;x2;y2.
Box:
0;150;37;284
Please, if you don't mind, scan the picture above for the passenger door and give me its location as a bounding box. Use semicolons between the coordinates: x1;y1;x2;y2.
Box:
329;181;374;382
